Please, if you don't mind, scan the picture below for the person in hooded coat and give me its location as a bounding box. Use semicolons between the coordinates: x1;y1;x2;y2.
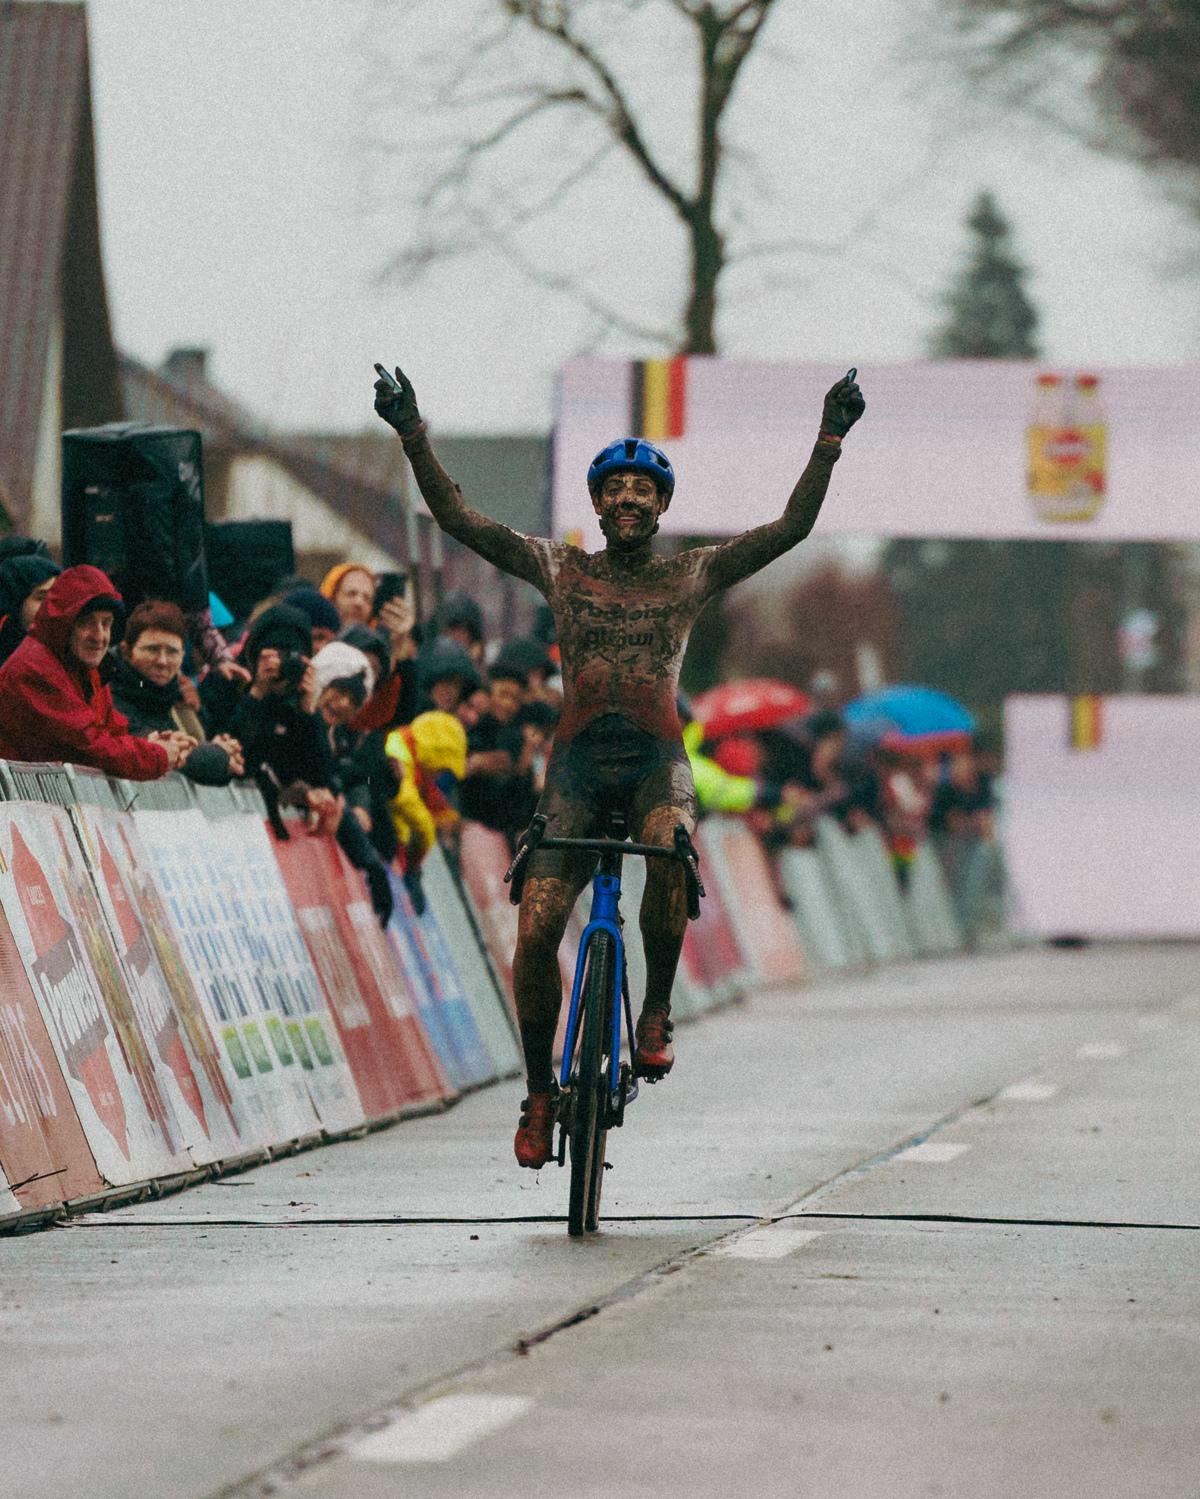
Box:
0;566;187;779
0;550;60;667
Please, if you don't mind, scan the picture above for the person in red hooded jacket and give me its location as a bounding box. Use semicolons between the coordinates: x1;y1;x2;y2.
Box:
0;565;190;779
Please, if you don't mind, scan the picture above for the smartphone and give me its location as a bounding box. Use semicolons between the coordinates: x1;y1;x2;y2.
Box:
373;570;409;616
373;362;403;394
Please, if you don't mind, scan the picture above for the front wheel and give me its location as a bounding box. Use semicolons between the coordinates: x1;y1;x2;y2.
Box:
567;931;614;1237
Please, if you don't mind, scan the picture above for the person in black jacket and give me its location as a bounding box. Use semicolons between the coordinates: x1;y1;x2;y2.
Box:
229;604;338;818
0;546;60;667
110;599;243;785
233;605;393;925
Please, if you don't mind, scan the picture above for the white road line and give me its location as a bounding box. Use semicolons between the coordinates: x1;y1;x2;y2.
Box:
710;1228;824;1260
893;1142;970;1164
1076;1042;1127;1060
348;1395;533;1465
999;1082;1060;1102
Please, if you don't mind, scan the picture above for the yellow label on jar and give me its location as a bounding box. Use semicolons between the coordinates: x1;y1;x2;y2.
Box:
1028;424;1106;521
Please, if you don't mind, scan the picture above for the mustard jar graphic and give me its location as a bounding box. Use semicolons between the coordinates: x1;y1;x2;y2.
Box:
1028;371;1107;522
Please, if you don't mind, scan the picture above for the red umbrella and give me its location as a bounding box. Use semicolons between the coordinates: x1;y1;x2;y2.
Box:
692;678;811;739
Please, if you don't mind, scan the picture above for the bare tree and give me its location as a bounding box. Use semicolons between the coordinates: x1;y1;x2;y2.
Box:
943;2;1200;201
361;0;865;355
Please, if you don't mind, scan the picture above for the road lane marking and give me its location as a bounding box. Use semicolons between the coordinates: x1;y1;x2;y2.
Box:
999;1082;1060;1102
893;1142;970;1164
348;1395;533;1464
1137;1015;1171;1031
1076;1042;1127;1060
710;1228;824;1260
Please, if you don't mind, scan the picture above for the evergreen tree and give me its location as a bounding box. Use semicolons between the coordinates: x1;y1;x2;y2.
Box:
930;191;1040;359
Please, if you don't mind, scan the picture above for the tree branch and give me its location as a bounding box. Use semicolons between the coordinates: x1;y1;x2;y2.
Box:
503;0;693;218
480;216;676;344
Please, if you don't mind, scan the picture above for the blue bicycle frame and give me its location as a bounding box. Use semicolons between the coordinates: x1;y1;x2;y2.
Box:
558;870;627;1099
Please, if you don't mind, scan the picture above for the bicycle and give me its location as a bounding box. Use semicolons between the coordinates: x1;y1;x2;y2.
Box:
505;812;704;1237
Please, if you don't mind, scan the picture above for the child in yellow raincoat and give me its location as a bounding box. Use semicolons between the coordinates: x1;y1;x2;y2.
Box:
384;710;467;912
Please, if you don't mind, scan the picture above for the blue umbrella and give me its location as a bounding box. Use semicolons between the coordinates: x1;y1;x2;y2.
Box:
208;590;234;629
844;685;975;754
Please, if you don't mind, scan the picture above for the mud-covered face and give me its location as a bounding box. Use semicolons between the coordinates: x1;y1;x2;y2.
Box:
591;470;667;550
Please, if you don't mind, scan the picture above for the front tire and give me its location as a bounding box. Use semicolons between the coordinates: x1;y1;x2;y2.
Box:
568;932;614;1237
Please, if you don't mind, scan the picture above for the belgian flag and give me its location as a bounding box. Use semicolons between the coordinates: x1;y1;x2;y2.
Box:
630;357;688;441
1069;695;1103;751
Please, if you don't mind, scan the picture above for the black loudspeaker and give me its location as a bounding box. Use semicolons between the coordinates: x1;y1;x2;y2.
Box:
61;424;208;614
203;519;296;626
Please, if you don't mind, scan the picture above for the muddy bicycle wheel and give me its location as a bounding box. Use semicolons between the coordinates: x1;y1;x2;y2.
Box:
567;931;613;1237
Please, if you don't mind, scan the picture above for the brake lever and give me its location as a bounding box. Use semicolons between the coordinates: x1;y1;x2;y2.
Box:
504;814;547;905
673;824;706;920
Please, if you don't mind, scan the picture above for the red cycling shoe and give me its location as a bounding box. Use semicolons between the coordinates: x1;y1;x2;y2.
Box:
633;1008;674;1080
514;1088;558;1169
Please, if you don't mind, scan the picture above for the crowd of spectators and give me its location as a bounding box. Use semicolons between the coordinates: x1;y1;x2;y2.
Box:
0;536;995;928
687;672;997;899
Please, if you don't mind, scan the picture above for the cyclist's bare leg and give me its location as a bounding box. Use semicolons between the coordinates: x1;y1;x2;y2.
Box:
631;801;694;1076
637;802;693;1013
512;869;590;1093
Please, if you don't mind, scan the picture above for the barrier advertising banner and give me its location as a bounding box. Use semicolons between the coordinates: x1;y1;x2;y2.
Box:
204;812;366;1134
0;900;104;1210
0;805;192;1184
386;873;495;1090
1005;694;1200;937
687;824;754;998
552;357;1200;542
134;807;320;1148
419;846;522;1079
273;829;450;1118
700;820;807;986
71;805;245;1165
457;823;521;1016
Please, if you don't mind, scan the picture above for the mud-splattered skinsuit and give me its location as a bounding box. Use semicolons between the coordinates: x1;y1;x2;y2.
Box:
400;425;841;1090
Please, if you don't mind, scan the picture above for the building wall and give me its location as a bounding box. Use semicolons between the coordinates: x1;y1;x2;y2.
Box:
28;310;63;545
224;453;400;572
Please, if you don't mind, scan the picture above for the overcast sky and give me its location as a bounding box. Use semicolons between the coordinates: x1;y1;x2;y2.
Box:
85;0;1200;438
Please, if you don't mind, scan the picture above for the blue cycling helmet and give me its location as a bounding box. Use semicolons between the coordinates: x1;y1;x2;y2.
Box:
587;438;675;500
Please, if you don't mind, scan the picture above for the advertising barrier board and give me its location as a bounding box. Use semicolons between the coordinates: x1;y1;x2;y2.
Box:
420;845;522;1079
1005;694;1200;937
274;828;450;1118
0;900;105;1208
0;803;192;1184
71;802;246;1165
553;357;1200;542
386;872;494;1091
700;819;807;986
134;807;320;1148
457;822;520;1017
210;810;366;1134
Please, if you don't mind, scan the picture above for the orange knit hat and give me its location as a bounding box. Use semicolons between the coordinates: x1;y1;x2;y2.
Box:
319;561;375;603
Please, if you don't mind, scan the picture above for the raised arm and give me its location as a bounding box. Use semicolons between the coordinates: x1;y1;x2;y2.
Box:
701;371;865;597
373;365;549;592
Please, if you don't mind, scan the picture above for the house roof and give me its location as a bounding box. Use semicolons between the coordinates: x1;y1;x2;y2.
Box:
119;353;417;564
0;2;121;530
295;431;550;536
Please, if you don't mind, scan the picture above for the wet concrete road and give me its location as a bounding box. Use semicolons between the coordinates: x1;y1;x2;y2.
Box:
3;943;1198;1499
